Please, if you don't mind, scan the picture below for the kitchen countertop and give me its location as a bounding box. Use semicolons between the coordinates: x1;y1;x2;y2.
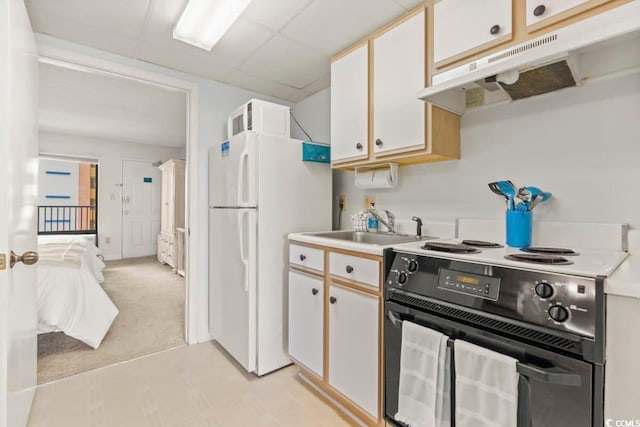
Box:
288;231;393;256
289;221;456;256
605;230;640;299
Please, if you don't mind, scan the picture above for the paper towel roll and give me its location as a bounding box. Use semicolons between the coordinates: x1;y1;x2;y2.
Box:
355;164;398;189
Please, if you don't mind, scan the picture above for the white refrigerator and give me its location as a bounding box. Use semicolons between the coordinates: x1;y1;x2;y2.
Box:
209;130;331;376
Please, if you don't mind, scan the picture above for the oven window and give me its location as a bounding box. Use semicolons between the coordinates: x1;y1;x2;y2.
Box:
384;301;595;427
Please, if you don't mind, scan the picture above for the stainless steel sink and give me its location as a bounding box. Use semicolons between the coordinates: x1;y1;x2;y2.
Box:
311;230;434;246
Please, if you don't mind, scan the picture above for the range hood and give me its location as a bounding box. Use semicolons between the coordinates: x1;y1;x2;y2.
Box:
419;0;640;115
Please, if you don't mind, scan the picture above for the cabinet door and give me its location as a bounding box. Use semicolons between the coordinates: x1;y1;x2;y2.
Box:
289;270;324;377
434;0;512;65
328;284;379;417
526;0;608;30
331;43;369;163
373;10;425;156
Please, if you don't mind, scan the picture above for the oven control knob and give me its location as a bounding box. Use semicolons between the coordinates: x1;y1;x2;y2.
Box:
398;272;408;285
535;281;554;299
548;305;569;323
407;260;418;272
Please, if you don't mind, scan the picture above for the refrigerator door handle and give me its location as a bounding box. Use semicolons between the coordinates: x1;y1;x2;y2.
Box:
237;149;249;207
238;210;249;291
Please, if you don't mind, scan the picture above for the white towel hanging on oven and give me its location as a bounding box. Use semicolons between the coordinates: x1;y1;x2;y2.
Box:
454;340;519;427
394;321;450;427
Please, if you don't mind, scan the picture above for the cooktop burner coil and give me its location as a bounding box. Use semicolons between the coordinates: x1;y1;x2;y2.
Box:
421;242;481;254
461;240;504;248
505;253;574;265
521;247;579;256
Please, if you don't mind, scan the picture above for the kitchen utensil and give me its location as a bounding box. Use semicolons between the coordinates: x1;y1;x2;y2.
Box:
529;191;552;210
496;181;517;210
517;187;532;203
488;182;510;208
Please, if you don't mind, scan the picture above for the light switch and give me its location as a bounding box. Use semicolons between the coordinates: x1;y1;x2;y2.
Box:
110;193;116;201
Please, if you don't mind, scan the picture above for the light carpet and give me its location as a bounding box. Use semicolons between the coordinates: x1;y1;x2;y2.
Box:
37;256;185;384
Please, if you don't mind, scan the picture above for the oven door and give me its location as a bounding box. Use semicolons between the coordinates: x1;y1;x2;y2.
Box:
384;300;596;427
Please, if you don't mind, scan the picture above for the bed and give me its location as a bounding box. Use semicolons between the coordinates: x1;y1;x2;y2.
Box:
37;236;118;349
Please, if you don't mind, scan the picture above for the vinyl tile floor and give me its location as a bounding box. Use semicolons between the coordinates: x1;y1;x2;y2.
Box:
28;342;353;427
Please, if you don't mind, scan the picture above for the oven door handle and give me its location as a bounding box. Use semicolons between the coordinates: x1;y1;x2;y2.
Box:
387;310;414;328
516;362;582;386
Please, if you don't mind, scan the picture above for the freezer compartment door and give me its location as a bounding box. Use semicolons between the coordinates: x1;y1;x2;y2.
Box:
209;208;257;372
209;132;257;207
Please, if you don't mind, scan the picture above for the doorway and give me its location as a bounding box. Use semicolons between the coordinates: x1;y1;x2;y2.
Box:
35;54;193;384
121;160;162;258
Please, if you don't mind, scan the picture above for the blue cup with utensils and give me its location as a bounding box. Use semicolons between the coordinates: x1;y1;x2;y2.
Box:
506;210;532;248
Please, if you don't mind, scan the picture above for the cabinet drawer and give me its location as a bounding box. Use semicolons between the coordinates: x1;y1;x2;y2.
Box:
290;244;324;272
329;252;380;289
434;0;512;66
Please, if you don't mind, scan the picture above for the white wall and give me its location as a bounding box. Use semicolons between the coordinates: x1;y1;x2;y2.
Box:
39;132;184;260
297;74;640;230
291;87;331;143
36;34;294;342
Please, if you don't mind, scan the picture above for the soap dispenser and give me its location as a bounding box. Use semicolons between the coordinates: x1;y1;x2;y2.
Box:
367;203;379;233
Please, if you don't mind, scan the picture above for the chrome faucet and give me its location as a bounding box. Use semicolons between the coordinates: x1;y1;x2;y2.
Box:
367;208;396;233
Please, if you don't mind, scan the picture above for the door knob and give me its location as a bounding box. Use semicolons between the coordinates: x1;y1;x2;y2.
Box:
10;250;39;268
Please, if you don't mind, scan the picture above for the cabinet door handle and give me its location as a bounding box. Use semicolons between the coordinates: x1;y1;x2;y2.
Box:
490;24;500;35
533;4;546;16
345;265;354;274
356;142;363;150
329;296;337;304
299;254;306;261
312;288;319;296
375;138;383;146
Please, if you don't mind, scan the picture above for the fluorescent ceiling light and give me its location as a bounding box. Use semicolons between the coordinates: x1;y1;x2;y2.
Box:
173;0;253;51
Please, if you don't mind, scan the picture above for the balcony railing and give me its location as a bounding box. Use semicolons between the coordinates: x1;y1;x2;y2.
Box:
38;205;97;235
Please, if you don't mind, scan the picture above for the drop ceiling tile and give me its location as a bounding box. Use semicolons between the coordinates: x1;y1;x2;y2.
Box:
26;0;150;39
281;0;405;55
239;35;330;89
136;41;237;81
302;73;331;95
392;0;426;10
226;70;309;103
27;5;139;57
242;0;313;31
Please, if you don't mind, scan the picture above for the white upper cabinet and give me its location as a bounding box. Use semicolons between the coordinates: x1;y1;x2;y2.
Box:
373;10;425;156
434;0;512;65
331;43;369;163
526;0;606;30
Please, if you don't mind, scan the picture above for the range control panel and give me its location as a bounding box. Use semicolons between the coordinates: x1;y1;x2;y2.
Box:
385;251;599;339
437;268;500;301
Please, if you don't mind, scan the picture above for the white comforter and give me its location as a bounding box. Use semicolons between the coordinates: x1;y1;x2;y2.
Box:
37;237;118;349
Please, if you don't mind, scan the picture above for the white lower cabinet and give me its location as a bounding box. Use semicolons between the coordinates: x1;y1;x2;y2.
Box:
288;270;324;377
328;284;379;417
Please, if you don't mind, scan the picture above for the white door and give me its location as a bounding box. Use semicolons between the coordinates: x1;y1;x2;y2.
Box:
0;1;39;426
288;270;324;377
209;208;257;372
209;132;257;208
328;284;379;417
330;43;369;163
122;160;161;258
373;10;425;156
